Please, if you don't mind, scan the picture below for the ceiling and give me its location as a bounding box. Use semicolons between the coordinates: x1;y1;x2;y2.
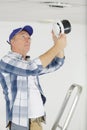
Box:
0;0;86;24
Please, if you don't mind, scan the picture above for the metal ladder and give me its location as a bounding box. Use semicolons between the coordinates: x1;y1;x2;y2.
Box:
51;83;82;130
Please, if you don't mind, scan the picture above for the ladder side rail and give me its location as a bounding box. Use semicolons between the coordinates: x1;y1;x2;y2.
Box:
51;88;72;130
62;91;81;130
51;84;82;130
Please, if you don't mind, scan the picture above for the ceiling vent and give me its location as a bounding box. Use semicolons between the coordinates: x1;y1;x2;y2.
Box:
41;1;87;8
49;2;72;8
41;1;72;8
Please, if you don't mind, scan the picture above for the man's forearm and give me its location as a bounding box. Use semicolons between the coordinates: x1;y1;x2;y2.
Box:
39;34;66;68
39;44;63;68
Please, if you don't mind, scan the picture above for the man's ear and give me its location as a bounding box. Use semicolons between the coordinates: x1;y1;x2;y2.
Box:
10;39;15;46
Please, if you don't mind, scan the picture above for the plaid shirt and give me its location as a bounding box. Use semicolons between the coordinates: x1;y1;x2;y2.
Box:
0;51;65;128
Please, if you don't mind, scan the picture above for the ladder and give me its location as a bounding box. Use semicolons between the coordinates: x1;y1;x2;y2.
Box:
51;83;82;130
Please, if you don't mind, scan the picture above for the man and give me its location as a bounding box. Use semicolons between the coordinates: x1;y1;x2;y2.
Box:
0;25;66;130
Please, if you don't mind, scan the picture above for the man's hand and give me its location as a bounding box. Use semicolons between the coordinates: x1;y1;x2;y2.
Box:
52;30;67;58
52;30;67;50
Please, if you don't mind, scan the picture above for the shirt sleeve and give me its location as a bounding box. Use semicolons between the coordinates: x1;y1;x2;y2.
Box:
38;56;65;75
0;56;43;76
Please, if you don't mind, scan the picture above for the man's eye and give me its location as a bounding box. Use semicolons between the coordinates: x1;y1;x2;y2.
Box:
21;35;30;40
22;35;25;38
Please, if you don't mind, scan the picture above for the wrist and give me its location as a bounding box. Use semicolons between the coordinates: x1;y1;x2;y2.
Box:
56;50;64;58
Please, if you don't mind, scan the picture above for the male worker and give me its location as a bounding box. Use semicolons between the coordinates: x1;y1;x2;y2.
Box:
0;25;66;130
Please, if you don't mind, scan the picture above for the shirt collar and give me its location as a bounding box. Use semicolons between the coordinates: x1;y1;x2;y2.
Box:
8;51;23;60
8;51;30;61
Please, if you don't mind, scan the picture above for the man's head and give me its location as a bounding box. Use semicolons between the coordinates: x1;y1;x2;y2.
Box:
8;25;33;44
7;25;33;58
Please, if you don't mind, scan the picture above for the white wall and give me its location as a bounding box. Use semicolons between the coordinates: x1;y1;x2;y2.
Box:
0;21;86;130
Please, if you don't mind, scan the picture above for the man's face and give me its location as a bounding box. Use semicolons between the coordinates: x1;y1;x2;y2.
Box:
11;31;31;56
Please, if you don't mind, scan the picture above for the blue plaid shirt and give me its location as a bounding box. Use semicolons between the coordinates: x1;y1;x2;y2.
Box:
0;51;65;128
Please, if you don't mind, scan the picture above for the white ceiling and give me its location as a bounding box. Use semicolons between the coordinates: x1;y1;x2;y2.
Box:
0;0;86;24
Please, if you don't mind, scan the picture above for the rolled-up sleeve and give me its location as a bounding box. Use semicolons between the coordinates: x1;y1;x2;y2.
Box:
38;56;65;75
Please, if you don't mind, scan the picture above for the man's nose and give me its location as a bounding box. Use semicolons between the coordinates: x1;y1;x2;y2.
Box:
25;37;30;42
